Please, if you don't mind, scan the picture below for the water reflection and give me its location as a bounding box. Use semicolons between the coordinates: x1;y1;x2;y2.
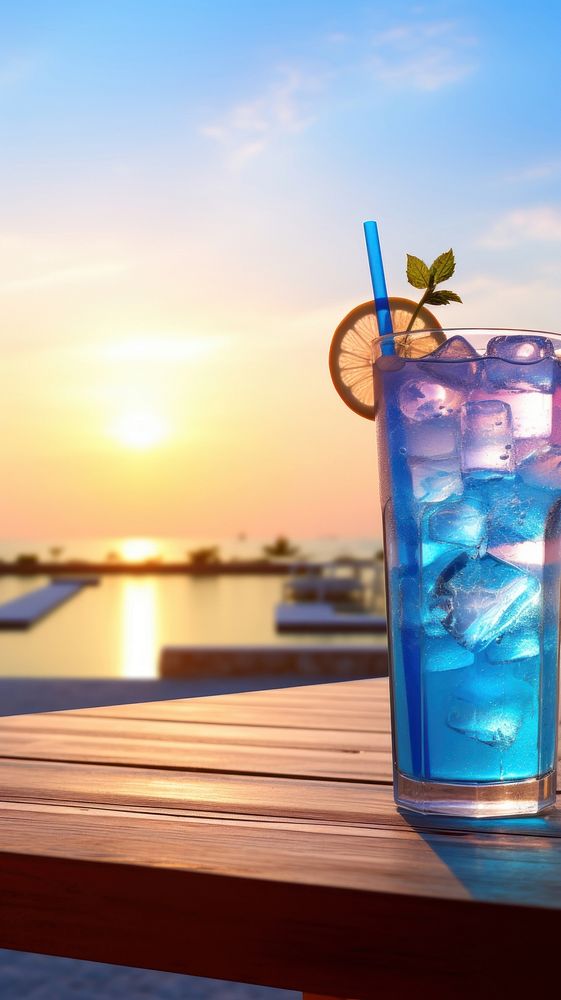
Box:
0;575;376;678
120;579;159;678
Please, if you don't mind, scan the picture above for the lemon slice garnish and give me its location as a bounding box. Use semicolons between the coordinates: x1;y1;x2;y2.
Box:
329;296;443;420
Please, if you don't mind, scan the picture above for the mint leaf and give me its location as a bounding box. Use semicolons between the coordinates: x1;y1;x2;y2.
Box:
406;254;431;289
425;289;463;306
429;249;455;284
404;245;462;331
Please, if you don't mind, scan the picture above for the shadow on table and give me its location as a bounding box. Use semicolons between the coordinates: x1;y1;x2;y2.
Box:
398;804;561;907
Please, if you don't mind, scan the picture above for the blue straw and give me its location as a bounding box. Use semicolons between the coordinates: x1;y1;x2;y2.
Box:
363;221;395;355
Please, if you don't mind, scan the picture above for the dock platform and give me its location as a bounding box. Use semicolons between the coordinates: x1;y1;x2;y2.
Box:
160;642;388;679
275;601;386;633
0;579;99;630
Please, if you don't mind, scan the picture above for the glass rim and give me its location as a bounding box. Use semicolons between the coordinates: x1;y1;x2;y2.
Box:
371;326;561;347
371;326;561;365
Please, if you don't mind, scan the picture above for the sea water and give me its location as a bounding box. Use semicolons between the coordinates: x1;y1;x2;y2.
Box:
375;333;561;784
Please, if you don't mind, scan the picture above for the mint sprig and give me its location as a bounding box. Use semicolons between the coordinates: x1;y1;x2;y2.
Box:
405;248;462;331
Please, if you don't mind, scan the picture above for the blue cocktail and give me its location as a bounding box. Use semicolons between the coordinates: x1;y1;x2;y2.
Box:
374;329;561;816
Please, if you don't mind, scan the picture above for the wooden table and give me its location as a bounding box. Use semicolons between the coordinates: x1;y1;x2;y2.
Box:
0;677;560;998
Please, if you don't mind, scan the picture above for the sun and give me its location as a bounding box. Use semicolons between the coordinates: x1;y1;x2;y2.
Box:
120;538;160;562
111;411;168;450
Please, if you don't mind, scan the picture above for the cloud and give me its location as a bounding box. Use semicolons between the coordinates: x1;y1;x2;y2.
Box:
481;206;561;247
200;68;326;166
201;15;478;167
458;272;561;331
505;159;561;183
370;19;477;91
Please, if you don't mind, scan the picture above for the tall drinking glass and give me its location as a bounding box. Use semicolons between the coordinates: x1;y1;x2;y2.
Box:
374;329;561;817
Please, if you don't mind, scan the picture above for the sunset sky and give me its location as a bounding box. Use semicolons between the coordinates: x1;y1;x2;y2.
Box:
0;1;560;541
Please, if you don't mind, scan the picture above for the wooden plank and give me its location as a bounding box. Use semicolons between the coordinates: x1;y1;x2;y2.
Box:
0;581;91;630
0;728;391;782
0;758;386;822
1;758;561;838
2;797;561;905
0;801;560;995
0;680;392;781
69;696;385;731
0;712;391;749
67;704;382;730
0;800;483;899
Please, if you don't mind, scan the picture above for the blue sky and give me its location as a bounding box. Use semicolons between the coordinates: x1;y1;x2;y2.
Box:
0;1;560;538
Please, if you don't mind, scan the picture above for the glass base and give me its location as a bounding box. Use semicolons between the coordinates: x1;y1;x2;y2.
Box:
395;769;556;818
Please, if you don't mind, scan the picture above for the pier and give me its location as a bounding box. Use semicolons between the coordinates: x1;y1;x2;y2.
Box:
0;579;99;630
160;642;388;679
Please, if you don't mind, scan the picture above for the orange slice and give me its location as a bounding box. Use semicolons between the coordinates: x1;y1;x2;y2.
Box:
329;296;443;420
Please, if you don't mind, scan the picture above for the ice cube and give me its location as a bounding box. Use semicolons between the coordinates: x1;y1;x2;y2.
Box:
427;498;486;550
485;627;540;663
514;436;551;464
401;571;449;639
424;334;481;386
447;667;534;749
488;335;554;363
460;400;515;478
486;482;551;551
512;655;541;685
419;540;466;637
431;335;480;361
399;378;464;422
424;634;474;673
434;552;540;651
400;569;456;643
485;336;556;392
488;390;552;441
410;458;463;503
519;445;561;491
405;417;458;459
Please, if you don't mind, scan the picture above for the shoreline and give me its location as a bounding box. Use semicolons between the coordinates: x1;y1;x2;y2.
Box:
0;560;299;576
0;558;376;577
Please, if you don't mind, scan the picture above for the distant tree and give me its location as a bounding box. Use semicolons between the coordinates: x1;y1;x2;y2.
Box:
49;546;64;562
262;535;300;559
187;546;221;568
374;548;385;562
14;553;39;567
106;551;122;563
